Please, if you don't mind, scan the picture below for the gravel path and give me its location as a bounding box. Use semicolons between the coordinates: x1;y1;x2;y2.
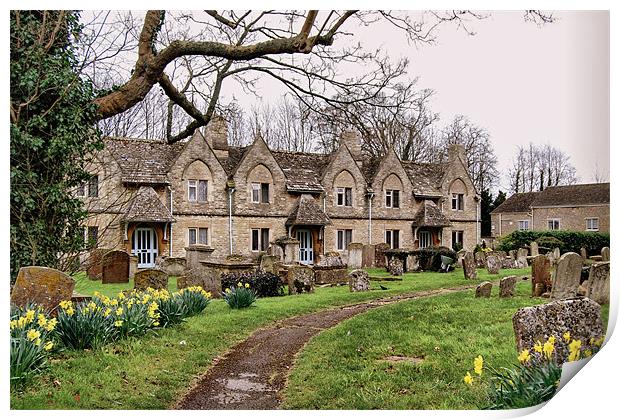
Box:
173;283;482;410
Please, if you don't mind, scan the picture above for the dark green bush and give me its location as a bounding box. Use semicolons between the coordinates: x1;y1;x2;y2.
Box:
496;230;609;255
221;270;284;297
534;236;564;252
222;285;257;309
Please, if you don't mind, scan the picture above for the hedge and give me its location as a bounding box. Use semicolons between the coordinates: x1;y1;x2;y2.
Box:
496;230;609;255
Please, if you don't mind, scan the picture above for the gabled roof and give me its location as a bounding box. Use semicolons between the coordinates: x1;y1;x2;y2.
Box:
412;200;451;227
123;186;174;223
105;137;185;184
401;162;446;197
272;151;330;193
491;192;540;214
285;194;331;226
531;183;610;207
222;146;250;175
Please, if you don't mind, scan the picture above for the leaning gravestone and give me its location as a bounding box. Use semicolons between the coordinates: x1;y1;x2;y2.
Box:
512;297;604;364
347;243;364;269
499;276;517;298
287;265;315;294
486;254;501;275
601;247;610;262
530;241;539;256
517;248;529;259
475;281;492;298
531;255;551;297
348;269;370;292
134;269;169;291
550;252;583;300
101;250;130;284
388;258;404;276
11;266;76;312
474;251;487;269
463;251;477;280
586;262;610;305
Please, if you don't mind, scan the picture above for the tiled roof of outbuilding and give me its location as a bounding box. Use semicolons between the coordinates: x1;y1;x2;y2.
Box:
285;194;331;226
123;186;175;223
531;183;610;207
411;200;451;227
490;192;539;214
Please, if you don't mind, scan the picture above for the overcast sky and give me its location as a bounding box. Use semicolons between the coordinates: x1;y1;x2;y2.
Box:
221;10;610;192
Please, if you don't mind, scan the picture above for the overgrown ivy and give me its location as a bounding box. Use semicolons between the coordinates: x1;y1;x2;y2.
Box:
10;11;103;282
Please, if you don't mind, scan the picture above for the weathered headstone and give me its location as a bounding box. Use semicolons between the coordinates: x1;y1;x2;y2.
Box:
586;262;610;305
269;244;285;260
512;297;604;363
580;247;588;260
463;251;477;280
531;255;551;297
499;276;517;298
129;255;138;280
374;243;390;268
134;269;169;291
282;238;300;264
508;249;517;260
176;275;188;290
347;242;364;269
388;258;404;276
101;250;130;284
86;248;110;280
159;257;186;277
502;256;515;269
486;254;501;275
362;244;376;268
406;254;419;272
601;247;610;262
348;269;370;292
475;281;492;298
474;251;487;269
259;255;280;274
515;255;529;269
11;266;75;312
287;265;315;294
456;250;466;268
550;252;583;300
530;241;539;256
517;248;529;259
577;280;589;297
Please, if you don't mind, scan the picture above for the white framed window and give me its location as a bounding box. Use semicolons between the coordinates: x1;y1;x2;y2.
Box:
548;219;561;231
188;180;197;201
518;220;530;231
188;180;208;202
188;227;208;246
451;193;464;211
451;230;463;249
77;175;98;197
385;190;400;208
84;226;98;249
251;183;270;204
251;228;270;251
336;229;353;250
586;218;599;231
336;187;353;207
419;230;431;248
385;230;400;249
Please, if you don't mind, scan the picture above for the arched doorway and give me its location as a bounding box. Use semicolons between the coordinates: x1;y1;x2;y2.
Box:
132;226;158;268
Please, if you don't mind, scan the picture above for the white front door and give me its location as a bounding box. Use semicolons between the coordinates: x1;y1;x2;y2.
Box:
296;229;314;265
419;231;431;249
132;227;158;268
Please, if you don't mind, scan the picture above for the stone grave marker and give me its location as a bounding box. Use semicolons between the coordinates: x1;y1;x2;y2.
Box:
475;281;492;298
349;269;370;292
129;255;138;279
347;242;364;269
531;255;551;297
362;244;376;268
586;262;610;305
101;250;130;284
260;255;280;274
580;247;588;260
502;256;515;269
160;257;186;277
388;258;404;276
11;266;75;312
499;276;517;298
486;254;501;275
530;241;539;256
406;254;419;272
287;265;315;294
374;243;390;268
474;251;487;268
463;251;477;280
86;248;110;280
601;247;610;262
512;297;604;363
176;275;188;290
456;250;466;268
134;268;169;291
550;252;583;300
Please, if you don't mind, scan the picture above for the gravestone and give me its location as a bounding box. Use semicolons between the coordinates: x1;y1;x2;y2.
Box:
282;238;300;264
406;254;419;272
129;255;138;279
456;250;466;268
499;276;517;298
512;297;604;363
586;262;610;305
550;252;583;300
160;257;186;277
517;248;529;259
474;251;487;269
134;269;169;291
531;255;551;297
530;241;539;256
287;265;315;294
176;275;188;290
11;266;75;312
508;249;517;260
348;269;370;292
601;247;610;262
515;255;529;269
497;250;507;259
347;242;364;269
101;250;130;284
362;244;376;268
580;247;588;260
375;243;390;268
86;248;110;280
475;281;492;298
260;255;280;274
388;258;404;276
502;256;515;269
486;254;501;275
269;244;285;260
463;251;477;280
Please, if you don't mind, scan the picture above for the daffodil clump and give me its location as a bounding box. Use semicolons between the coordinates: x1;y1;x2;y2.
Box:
222;282;257;309
10;304;57;387
463;331;606;409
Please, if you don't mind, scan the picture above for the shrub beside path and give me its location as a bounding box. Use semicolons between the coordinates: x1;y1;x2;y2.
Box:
174;281;508;409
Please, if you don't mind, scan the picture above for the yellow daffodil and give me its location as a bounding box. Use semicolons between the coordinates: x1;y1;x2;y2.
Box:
104;308;112;317
517;349;531;364
533;341;543;353
563;332;571;343
543;341;554;360
26;329;40;342
569;339;582;353
34;338;41;346
547;336;556;345
463;372;474;386
114;320;123;327
245;283;250;288
59;300;73;311
37;313;47;328
66;307;75;316
473;355;484;376
237;282;243;287
115;307;123;316
45;318;58;331
88;301;97;311
153;321;160;327
117;292;126;300
225;288;231;294
44;341;54;351
25;310;35;322
9;320;17;330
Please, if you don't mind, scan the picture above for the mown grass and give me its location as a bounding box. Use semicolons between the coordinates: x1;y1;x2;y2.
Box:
11;267;528;409
281;281;610;410
72;272;177;297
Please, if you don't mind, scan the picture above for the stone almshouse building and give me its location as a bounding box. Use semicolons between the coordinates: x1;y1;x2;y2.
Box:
83;117;480;269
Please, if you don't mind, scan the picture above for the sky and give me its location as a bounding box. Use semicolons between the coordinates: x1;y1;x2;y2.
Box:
220;10;610;192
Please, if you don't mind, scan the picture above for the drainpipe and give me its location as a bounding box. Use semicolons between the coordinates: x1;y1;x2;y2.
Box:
476;197;481;245
367;192;374;244
168;185;173;256
228;187;235;255
499;213;502;236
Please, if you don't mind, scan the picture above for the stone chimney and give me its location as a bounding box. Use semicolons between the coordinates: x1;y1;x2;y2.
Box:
447;143;466;163
340;130;363;165
204;115;229;160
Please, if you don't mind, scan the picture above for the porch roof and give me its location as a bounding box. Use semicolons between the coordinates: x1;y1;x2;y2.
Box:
412;200;451;228
123;186;175;223
285;194;331;226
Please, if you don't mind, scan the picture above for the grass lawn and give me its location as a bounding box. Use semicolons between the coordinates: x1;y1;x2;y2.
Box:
72;272;178;297
281;281;610;410
12;267;528;409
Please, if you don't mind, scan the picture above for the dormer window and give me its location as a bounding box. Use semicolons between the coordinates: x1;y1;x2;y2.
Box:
77;175;98;198
336;187;353;207
251;183;270;204
451;193;464;211
188;180;208;202
385;190;400;208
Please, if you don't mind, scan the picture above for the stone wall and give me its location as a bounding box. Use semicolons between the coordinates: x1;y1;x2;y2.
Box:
532;205;610;233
